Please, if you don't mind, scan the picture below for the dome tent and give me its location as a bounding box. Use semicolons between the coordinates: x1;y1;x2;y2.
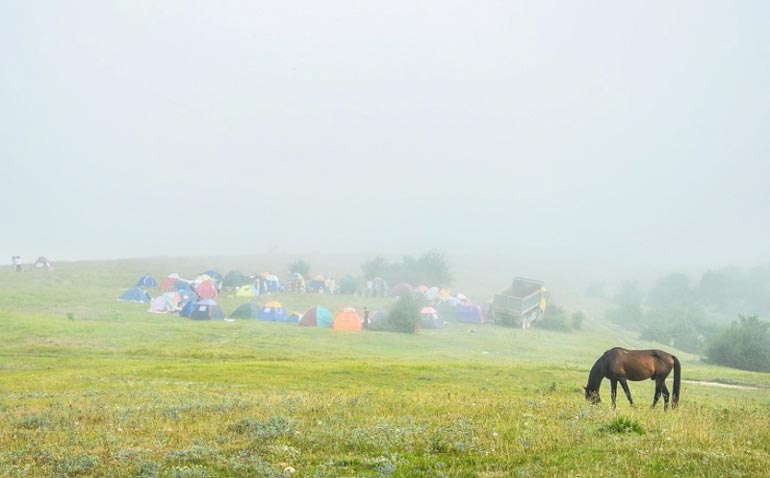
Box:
231;302;261;319
236;285;258;297
224;270;248;287
135;274;158;288
334;307;362;331
118;287;151;303
258;301;288;321
298;305;333;327
190;299;225;320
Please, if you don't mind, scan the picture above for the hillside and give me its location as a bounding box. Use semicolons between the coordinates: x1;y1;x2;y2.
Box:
1;260;769;477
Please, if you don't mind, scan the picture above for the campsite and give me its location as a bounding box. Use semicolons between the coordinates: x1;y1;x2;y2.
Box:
3;2;769;477
2;259;770;477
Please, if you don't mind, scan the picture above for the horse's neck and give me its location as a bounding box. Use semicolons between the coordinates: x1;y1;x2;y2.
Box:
586;358;604;391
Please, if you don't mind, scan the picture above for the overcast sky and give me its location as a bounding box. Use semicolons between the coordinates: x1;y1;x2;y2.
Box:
2;1;768;275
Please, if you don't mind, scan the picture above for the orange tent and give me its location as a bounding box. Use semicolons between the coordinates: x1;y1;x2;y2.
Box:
333;307;362;331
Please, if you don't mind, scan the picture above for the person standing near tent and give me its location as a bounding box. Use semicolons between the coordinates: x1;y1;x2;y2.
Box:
363;306;370;329
11;256;21;272
329;277;336;295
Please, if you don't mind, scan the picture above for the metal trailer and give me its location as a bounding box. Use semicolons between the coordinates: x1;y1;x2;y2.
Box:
492;277;548;328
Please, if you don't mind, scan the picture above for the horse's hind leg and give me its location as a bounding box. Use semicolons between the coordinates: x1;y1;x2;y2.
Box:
651;380;663;409
619;378;634;406
661;383;670;410
610;379;618;408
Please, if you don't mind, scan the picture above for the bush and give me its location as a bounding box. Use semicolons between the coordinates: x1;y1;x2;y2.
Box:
571;311;586;330
383;294;421;333
705;315;770;372
534;303;570;332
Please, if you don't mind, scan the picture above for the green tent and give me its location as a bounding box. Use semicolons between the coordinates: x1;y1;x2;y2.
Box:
231;302;261;319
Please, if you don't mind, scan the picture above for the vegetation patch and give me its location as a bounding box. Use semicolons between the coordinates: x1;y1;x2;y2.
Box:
601;416;645;435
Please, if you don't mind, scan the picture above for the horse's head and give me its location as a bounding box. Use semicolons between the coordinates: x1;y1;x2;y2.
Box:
584;386;600;404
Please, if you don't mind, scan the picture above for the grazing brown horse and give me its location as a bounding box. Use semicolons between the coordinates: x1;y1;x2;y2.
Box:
584;347;681;409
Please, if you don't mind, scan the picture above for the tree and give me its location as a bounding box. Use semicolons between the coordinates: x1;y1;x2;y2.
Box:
289;259;310;278
605;281;643;326
647;274;692;309
415;250;452;286
705;315;770;372
361;255;388;280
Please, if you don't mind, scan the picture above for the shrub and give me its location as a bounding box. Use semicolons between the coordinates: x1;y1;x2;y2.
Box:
571;311;586;330
534;303;570;332
705;315;770;372
384;294;421;333
602;416;644;434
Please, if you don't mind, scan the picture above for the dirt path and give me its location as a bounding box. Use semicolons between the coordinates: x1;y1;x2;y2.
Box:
683;380;766;391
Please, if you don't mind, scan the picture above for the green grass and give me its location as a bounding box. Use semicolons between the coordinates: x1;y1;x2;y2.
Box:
1;262;770;477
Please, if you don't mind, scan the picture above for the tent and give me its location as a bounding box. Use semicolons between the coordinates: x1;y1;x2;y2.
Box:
258;301;288;321
135;274;158;288
160;274;183;291
424;287;440;301
34;256;53;271
260;272;282;292
231;302;261;319
390;283;414;298
236;285;259;297
436;302;458;322
190;299;225;320
195;280;218;299
420;306;442;329
180;300;197;318
149;294;178;313
306;274;325;292
286;272;306;292
298;305;334;327
204;270;224;286
224;270;248;287
457;304;485;324
370;310;388;327
179;288;198;304
334;307;362;331
282;312;301;324
118;287;151;303
439;288;452;298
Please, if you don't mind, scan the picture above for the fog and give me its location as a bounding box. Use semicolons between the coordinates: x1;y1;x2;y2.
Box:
2;1;769;286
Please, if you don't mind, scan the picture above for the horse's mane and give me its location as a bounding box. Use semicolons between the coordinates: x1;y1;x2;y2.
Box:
585;354;605;392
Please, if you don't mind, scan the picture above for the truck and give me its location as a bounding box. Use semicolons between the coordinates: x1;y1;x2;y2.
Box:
491;277;549;328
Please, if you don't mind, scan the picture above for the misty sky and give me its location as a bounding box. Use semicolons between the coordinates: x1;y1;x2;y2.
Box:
2;1;769;274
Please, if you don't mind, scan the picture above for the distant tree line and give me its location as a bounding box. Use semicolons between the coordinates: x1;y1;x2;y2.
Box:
603;265;770;371
361;250;452;287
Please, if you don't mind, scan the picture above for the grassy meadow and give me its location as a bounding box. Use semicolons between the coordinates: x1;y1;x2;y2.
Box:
1;260;769;477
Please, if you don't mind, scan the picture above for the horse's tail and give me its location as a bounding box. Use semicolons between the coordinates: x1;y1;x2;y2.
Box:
671;355;681;409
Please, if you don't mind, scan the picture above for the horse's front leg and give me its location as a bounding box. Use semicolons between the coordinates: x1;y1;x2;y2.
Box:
619;378;634;406
610;379;618;408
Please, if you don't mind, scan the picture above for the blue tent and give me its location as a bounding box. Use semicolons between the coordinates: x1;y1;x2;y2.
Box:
179;289;198;304
135;274;158;288
118;287;151;303
258;303;288;321
457;304;485;323
180;300;197;317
